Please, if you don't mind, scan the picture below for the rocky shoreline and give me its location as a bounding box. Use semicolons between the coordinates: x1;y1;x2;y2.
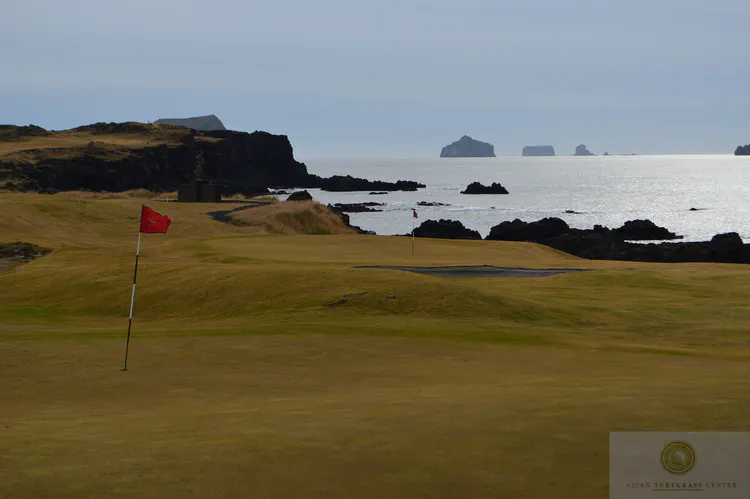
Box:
408;217;749;264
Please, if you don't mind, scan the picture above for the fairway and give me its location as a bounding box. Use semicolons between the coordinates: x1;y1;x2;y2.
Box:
1;192;749;498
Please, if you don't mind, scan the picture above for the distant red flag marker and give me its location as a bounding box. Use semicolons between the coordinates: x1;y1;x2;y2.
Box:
139;205;172;234
413;209;418;219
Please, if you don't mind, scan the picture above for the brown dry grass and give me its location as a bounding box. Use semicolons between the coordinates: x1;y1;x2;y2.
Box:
228;200;356;235
0;125;187;163
1;192;749;498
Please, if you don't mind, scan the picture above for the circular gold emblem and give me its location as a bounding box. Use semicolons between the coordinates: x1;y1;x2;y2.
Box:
661;441;696;475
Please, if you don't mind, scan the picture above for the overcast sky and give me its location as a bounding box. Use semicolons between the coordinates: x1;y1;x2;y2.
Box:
2;0;748;158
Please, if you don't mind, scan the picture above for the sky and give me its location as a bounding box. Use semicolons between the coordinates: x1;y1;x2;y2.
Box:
2;0;749;158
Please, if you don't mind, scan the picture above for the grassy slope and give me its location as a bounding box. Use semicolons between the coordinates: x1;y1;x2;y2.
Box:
0;125;190;165
1;192;749;498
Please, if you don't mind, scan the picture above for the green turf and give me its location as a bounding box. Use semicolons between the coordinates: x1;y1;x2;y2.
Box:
1;191;749;498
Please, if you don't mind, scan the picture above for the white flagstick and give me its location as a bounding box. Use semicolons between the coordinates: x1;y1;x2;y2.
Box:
412;210;416;257
122;232;141;371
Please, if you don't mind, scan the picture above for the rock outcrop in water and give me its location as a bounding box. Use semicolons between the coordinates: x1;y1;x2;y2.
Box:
461;182;509;194
154;115;227;131
413;220;482;240
484;218;750;263
522;145;555;157
313;175;424;192
736;144;750;155
573;144;594;156
1;122;425;195
331;202;384;213
440;136;496;158
286;190;313;201
612;219;681;241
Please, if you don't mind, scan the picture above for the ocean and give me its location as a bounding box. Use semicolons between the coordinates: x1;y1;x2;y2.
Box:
301;155;750;242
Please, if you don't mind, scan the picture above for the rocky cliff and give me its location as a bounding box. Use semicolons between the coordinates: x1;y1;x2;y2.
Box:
440;136;496;158
153;115;227;131
573;144;594;156
736;144;750;155
1;122;424;195
522;145;555;157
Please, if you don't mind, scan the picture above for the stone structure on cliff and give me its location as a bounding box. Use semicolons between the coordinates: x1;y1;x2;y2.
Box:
522;145;555;157
440;136;496;158
573;144;594;156
154;115;227;131
178;182;221;203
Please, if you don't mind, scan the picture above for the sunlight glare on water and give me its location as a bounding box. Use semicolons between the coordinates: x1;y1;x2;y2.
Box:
301;155;750;241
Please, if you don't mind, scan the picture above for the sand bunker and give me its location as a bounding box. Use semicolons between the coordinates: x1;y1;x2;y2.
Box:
356;265;587;279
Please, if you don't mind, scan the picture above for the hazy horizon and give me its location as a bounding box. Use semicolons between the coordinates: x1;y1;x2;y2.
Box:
3;0;749;158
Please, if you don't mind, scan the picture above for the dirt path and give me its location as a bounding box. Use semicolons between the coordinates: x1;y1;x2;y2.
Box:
206;200;274;222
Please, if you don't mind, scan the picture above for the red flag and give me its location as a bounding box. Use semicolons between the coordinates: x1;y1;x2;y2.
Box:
412;209;418;219
139;205;171;234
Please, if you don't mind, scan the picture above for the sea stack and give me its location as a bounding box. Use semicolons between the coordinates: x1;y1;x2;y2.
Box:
440;136;496;158
522;145;555;157
573;144;594;156
736;144;750;155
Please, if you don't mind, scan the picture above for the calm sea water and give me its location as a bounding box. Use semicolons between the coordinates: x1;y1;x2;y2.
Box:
300;155;750;242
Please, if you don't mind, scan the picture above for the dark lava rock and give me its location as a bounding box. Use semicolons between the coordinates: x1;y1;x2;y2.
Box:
735;144;750;155
1;122;426;198
0;125;49;140
573;144;594;156
271;190;289;195
332;202;384;213
287;190;313;201
440;135;496;158
417;201;450;207
487;218;570;242
613;219;682;240
710;232;745;261
413;219;481;240
461;182;509;194
486;217;750;264
522;145;555;157
369;191;388;195
316;175;425;192
0;242;50;261
564;210;582;214
3;127;314;195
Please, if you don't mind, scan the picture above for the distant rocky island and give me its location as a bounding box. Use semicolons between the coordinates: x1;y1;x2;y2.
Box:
573;144;594;156
440;136;496;158
153;115;227;131
522;145;555;157
736;144;750;155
